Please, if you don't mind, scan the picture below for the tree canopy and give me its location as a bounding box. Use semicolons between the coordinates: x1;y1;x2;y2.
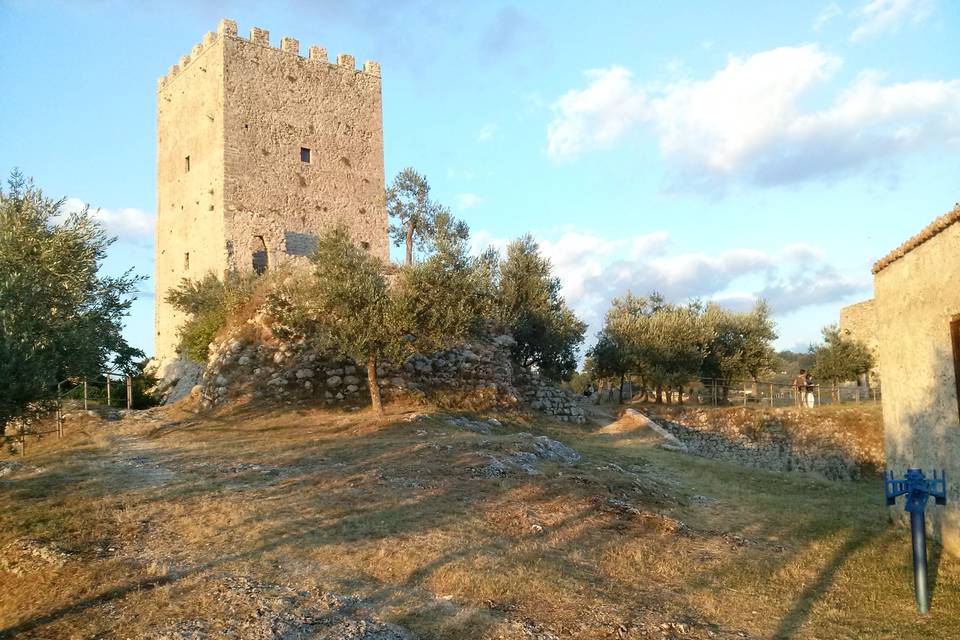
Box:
590;291;778;403
273;226;492;415
0;171;142;433
493;234;586;381
812;325;874;387
386;167;449;266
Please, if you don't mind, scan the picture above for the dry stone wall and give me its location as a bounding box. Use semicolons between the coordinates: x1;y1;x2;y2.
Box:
647;407;884;481
197;314;585;423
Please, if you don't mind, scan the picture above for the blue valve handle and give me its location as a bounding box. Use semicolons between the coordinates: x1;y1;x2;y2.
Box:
884;468;947;614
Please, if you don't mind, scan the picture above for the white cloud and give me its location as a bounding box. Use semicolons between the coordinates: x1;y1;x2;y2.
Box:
814;3;844;31
457;192;485;209
61;197;155;243
629;231;670;259
474;225;868;341
782;242;826;261
546;66;647;160
478;122;498;142
850;0;932;41
546;46;960;190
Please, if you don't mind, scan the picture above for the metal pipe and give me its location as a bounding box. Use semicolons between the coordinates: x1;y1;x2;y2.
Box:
911;510;929;614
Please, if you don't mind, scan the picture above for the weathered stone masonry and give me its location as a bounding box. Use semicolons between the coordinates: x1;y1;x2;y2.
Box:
197;313;587;424
155;18;386;361
873;203;960;556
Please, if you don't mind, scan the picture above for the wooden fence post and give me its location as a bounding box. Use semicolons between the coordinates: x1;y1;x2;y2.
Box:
83;378;88;410
56;381;63;439
126;375;133;410
743;381;747;406
105;373;111;407
769;382;774;407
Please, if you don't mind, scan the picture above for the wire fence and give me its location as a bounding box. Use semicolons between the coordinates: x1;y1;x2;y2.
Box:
590;377;881;408
2;372;139;457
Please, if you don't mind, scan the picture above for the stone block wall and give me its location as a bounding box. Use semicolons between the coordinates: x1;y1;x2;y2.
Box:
873;205;960;556
196;313;586;423
155;18;385;361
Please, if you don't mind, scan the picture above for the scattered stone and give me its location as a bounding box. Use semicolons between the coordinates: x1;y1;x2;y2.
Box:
476;433;581;477
0;538;71;575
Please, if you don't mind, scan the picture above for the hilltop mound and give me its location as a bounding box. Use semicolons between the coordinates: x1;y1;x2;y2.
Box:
2;402;957;639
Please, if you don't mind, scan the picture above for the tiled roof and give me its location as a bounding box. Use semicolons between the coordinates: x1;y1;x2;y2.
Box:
872;203;960;274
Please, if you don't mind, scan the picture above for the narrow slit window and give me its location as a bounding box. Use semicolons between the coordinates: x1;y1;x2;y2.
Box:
185;155;191;172
183;252;190;270
300;147;311;163
951;316;960;420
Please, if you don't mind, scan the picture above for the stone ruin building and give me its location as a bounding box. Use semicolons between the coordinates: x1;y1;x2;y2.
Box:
869;203;960;556
154;18;386;361
838;298;880;387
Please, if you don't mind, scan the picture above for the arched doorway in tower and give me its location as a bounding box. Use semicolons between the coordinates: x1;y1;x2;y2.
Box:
252;235;269;275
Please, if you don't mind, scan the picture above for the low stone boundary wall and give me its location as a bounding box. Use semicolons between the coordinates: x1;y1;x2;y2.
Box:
646;407;883;481
192;317;585;423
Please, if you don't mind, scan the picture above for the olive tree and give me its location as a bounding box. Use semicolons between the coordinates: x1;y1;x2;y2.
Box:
0;171;142;434
493;234;586;380
277;226;490;415
812;325;874;397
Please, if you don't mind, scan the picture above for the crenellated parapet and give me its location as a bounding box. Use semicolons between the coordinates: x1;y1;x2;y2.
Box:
157;17;381;90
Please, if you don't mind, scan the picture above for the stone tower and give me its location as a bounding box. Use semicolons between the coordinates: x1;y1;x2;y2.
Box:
154;18;386;361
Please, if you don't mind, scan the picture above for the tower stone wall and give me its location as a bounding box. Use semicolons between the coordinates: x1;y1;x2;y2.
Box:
155;18;386;361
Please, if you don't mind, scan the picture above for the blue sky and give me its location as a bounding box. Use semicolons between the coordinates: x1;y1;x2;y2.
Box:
1;0;958;357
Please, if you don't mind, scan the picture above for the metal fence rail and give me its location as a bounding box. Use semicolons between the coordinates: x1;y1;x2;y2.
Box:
590;377;880;407
2;371;138;457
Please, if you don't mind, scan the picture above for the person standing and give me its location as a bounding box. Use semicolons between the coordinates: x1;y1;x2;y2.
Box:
794;369;808;407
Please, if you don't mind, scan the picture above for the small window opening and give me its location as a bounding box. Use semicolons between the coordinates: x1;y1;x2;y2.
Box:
252;236;269;275
951;316;960;420
183;252;190;270
300;147;311;163
185;155;191;172
360;241;370;251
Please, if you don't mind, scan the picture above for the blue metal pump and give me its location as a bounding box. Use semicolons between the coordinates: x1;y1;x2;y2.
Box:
884;468;947;614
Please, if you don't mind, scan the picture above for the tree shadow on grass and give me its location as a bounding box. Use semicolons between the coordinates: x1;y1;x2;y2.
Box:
770;528;883;640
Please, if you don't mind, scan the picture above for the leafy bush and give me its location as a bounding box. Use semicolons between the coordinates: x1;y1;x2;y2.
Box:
165;272;256;362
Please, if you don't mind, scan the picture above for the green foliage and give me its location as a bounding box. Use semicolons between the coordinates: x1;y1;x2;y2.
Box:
387;167;445;265
273;227;490;414
165;272;255;362
493;234;586;381
561;370;593;395
0;171;143;432
592;291;778;401
812;325;874;385
700;301;777;384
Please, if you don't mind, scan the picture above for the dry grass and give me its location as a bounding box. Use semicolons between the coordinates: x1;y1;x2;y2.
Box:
0;399;957;639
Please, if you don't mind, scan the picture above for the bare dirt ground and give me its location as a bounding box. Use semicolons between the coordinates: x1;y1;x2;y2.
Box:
1;401;958;639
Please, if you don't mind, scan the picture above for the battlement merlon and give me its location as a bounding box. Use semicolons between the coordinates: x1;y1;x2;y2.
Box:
158;18;381;91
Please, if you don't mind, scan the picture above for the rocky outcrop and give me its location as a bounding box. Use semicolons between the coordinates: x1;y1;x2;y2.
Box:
195;314;585;423
147;354;202;404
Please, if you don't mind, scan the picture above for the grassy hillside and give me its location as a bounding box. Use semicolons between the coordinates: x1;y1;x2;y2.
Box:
1;402;957;639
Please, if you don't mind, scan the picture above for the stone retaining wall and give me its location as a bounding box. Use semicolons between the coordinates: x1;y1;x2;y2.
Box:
196;314;585;423
647;407;883;481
